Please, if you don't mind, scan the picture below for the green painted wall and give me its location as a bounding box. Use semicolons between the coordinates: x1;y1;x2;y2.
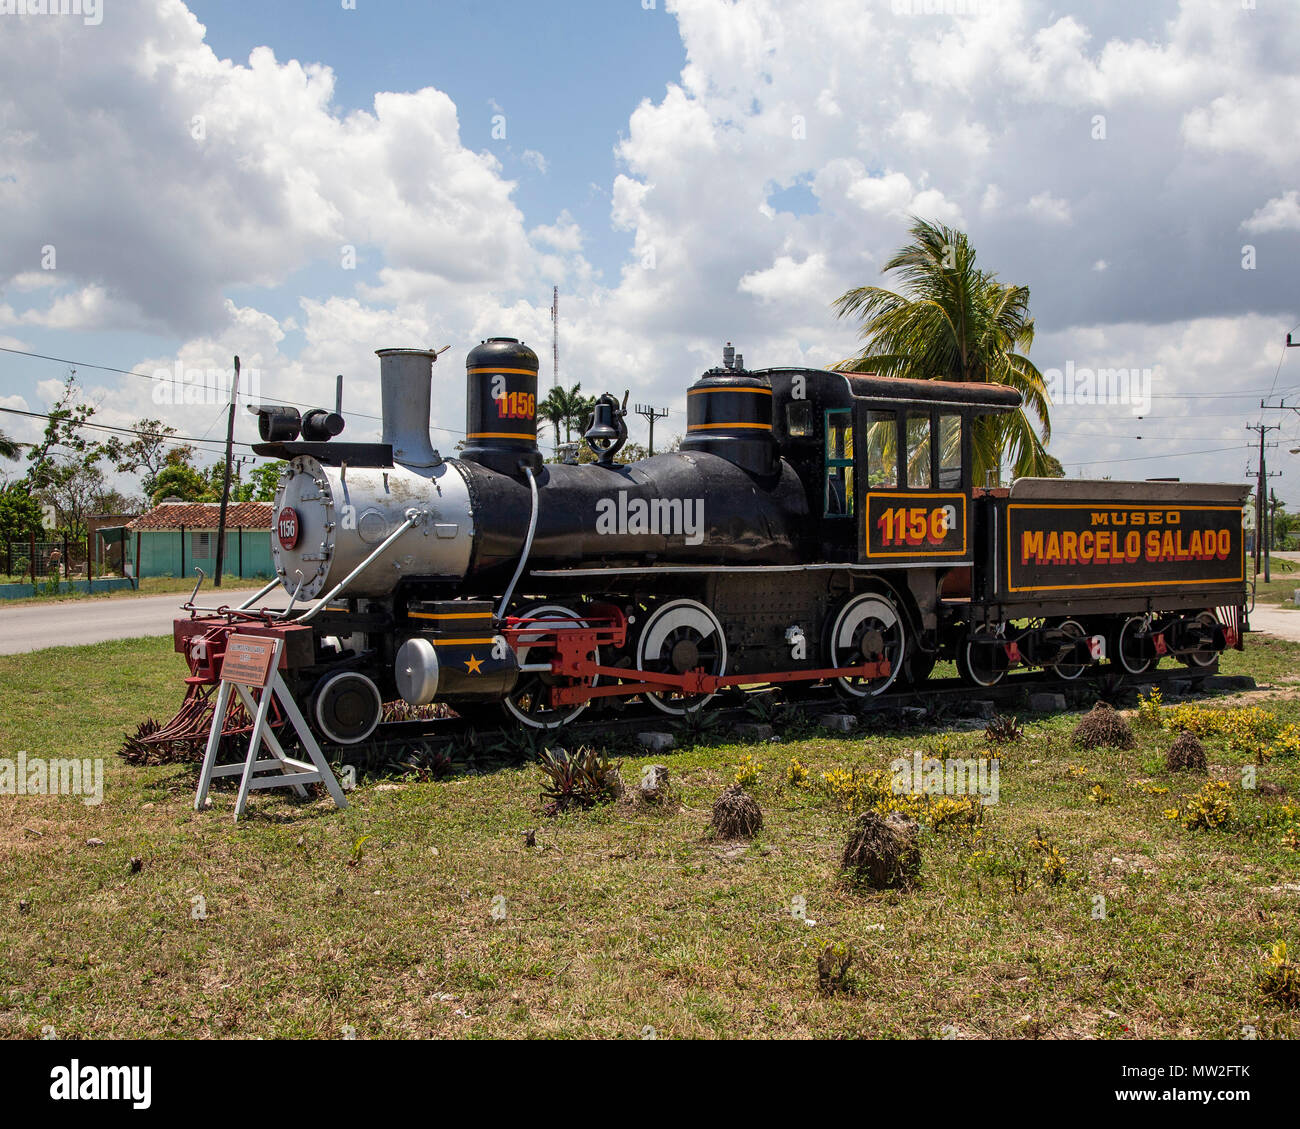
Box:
135;529;274;579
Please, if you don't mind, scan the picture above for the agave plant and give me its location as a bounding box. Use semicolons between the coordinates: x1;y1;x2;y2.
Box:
984;714;1023;745
674;708;723;748
537;745;621;815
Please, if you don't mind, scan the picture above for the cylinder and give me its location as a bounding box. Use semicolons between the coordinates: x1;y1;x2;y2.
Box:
377;348;440;467
680;371;780;477
461;337;541;475
397;599;518;703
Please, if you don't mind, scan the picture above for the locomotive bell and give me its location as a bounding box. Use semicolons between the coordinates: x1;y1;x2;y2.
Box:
584;400;620;443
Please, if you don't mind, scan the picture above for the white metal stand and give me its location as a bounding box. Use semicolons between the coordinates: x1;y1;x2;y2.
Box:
194;636;348;821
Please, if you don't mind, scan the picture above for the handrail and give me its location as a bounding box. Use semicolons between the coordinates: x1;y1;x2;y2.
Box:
295;512;418;624
496;465;539;621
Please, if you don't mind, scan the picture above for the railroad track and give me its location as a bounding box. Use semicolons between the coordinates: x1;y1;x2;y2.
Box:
312;661;1255;775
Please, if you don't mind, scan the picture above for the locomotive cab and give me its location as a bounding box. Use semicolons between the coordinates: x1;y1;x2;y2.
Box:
761;367;1020;567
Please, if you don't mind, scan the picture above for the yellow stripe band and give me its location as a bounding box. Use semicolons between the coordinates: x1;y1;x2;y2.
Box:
467;432;535;440
409;611;492;621
687;421;773;431
688;386;772;396
468;367;537;376
431;637;497;646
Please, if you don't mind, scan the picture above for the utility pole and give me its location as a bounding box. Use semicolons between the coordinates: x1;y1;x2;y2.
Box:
550;286;559;390
634;403;669;455
1247;421;1281;581
213;355;240;588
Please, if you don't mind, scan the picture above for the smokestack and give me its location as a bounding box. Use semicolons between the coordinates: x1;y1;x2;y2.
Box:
375;348;440;467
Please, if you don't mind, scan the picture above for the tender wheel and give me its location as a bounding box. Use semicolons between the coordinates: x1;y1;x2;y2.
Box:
502;604;600;730
1113;615;1154;676
1052;618;1089;681
636;598;727;715
957;624;1006;688
828;593;906;697
1181;611;1221;669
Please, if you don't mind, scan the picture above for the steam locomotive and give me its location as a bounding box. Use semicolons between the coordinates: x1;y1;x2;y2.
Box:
173;338;1249;744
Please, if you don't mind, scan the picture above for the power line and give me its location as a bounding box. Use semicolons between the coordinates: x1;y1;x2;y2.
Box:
1061;442;1255;469
0;344;467;436
0;404;259;455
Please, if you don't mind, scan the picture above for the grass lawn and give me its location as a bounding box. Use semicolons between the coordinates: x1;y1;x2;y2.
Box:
1250;554;1300;609
2;635;1298;1039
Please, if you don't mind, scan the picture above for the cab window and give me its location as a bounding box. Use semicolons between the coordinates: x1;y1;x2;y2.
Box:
785;401;813;438
866;410;897;489
905;412;932;489
938;413;963;489
824;409;855;517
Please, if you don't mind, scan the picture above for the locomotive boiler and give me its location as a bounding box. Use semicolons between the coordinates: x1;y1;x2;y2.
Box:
170;334;1250;748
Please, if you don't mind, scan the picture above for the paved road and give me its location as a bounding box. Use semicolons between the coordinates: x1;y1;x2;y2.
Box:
0;587;273;654
1248;605;1300;643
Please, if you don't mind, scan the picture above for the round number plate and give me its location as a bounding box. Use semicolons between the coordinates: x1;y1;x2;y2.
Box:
276;506;300;550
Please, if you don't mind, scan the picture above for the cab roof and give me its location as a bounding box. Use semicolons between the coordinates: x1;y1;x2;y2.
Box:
759;366;1023;411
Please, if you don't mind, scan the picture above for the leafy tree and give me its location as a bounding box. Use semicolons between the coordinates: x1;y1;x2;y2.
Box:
1041;452;1066;478
833;216;1053;483
0;486;44;543
0;430;22;461
1270;495;1296;550
243;460;286;502
103;419;188;498
203;458;247;501
150;462;217;506
24;371;101;494
39;460;114;541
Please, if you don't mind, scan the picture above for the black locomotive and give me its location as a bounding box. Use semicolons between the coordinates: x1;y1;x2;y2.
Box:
175;337;1249;743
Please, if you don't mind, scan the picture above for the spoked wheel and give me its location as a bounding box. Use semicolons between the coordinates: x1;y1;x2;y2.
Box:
1180;611;1221;669
957;624;1007;688
1052;618;1089;681
1113;615;1154;676
828;593;906;698
502;604;600;730
635;598;728;716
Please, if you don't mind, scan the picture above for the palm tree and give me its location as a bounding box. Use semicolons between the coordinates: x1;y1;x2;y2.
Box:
558;383;596;442
832;217;1053;483
0;430;21;460
538;387;567;452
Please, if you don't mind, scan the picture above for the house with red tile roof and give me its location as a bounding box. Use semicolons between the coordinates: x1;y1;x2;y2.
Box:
124;500;274;579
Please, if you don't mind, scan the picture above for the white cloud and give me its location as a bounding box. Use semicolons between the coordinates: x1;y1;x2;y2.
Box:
739;252;830;304
1241;191;1300;235
1027;192;1071;224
